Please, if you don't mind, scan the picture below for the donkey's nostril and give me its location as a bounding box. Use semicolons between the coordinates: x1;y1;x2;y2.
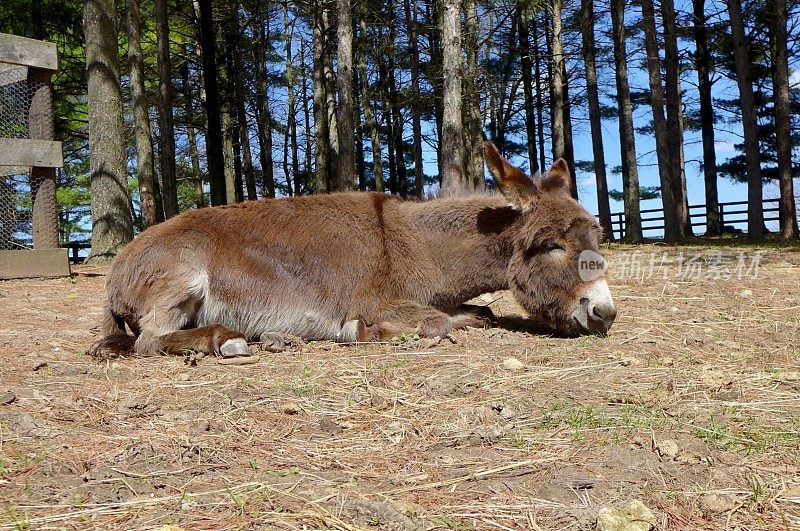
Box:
590;302;617;323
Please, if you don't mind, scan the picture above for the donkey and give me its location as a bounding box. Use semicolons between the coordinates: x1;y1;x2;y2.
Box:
89;142;616;358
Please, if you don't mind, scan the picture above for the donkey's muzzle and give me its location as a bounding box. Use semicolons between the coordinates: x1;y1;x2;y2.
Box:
571;280;617;335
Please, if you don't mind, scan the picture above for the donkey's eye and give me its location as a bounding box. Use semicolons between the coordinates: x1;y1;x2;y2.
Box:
544;241;565;253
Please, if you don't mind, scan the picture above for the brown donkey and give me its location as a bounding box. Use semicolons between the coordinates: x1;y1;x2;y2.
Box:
90;142;616;358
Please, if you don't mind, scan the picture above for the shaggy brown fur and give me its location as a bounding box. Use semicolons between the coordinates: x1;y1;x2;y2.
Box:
89;142;615;358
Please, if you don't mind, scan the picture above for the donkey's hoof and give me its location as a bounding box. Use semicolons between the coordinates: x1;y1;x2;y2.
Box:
219;338;252;358
259;332;286;353
337;320;361;343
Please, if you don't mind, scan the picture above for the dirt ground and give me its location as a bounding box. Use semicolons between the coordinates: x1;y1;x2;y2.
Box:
1;243;799;530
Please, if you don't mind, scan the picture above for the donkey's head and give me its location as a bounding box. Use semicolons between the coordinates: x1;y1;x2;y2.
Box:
484;141;616;336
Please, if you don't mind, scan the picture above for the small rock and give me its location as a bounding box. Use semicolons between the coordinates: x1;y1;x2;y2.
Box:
319;417;344;434
260;332;286;353
661;357;674;367
571;478;595;490
279;400;302;415
700;368;733;389
0;391;16;405
0;412;55;438
385;420;407;444
346;387;370;404
176;373;191;382
655;439;680;460
670;306;679;314
31;359;48;371
118;399;160;418
738;289;753;299
499;406;516;419
370;394;388;409
620;358;641;367
502;357;525;371
596;500;655;531
699;493;736;515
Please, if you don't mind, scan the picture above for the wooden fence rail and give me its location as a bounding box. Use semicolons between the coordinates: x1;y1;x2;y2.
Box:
610;198;782;241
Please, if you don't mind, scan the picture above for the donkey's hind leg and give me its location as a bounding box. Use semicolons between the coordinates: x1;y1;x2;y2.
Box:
134;325;250;357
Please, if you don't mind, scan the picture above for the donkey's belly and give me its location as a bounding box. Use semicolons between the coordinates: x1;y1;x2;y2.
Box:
197;298;345;341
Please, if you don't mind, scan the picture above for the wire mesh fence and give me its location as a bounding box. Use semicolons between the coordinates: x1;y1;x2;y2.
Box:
0;58;57;250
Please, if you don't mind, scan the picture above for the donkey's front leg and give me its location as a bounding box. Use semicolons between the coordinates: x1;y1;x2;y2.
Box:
352;300;463;342
448;304;495;328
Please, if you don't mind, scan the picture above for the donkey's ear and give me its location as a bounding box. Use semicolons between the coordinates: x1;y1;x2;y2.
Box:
483;141;537;209
540;158;572;193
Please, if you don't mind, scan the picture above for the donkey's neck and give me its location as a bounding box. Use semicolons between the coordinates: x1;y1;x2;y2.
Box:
402;195;520;310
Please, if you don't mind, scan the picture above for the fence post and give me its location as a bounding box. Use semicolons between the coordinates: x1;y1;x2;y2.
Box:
28;67;59;249
718;203;724;229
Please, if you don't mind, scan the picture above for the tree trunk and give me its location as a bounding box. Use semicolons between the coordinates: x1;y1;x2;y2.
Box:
239;107;257;200
222;110;238;204
377;57;398;194
426;0;444;179
357;17;383;192
403;0;425;197
354;70;366;190
550;0;565;166
233;5;256;201
156;0;179;218
661;0;690;238
611;0;642;242
561;66;577;199
335;0;356;191
580;0;613;240
727;0;764;240
383;73;397;194
439;0;467;196
386;19;408;198
692;0;719;235
223;1;244;203
282;1;299;196
640;0;679;243
517;1;538;172
532;13;546;174
463;0;485;191
769;0;797;239
126;0;162;227
84;0;134;261
283;110;293;196
197;0;227;205
180;53;204;208
323;5;339;191
357;17;384;192
312;1;332;193
549;0;576;197
254;4;275;198
301;35;313;194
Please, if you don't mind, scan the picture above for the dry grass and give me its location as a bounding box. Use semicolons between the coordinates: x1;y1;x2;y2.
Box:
1;244;799;530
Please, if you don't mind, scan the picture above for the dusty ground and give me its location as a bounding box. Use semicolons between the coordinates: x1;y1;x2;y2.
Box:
1;243;799;530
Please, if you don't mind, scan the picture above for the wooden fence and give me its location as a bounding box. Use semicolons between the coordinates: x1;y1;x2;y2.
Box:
610;198;782;241
0;33;69;278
